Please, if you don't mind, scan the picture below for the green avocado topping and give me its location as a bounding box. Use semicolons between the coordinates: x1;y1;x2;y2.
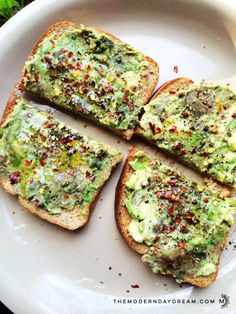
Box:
0;98;121;214
22;26;155;132
139;83;236;185
125;151;236;282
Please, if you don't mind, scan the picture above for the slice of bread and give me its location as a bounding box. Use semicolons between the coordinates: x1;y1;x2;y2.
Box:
115;147;235;287
17;21;159;140
136;78;236;188
0;94;122;230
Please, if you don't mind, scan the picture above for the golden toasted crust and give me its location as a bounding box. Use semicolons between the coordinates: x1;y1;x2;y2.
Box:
17;21;159;140
115;147;149;254
150;77;194;101
115;147;229;287
0;94;122;230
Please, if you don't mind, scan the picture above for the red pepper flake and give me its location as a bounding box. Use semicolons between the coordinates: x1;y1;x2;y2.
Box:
24;159;31;166
124;89;129;94
163;192;171;200
156;192;161;199
173;143;183;150
149;122;162;135
68;51;73;58
34;73;39;83
44;122;54;128
186;212;198;224
130;85;137;92
64;194;70;199
182;111;189;118
181;149;187;155
131;284;140;289
208;104;213;109
116;71;121;77
123;96;129;103
173;66;179;73
168;206;174;216
169;225;175;231
170;179;178;186
154;245;159;253
40;135;46;142
9;172;21;184
203;197;209;203
169;90;176;95
181;225;188;233
40;160;46;167
28;177;34;183
232;113;236;118
47;115;53;120
169;125;177;133
87;64;91;70
181;185;186;192
160;117;165;123
128;103;135;111
84;73;89;80
76;63;82;70
174;216;181;225
188;131;193;137
178;242;186;249
60;137;72;145
54;69;58;78
68;64;75;70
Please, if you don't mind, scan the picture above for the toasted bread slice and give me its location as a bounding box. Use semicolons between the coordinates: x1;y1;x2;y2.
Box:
0;94;122;230
136;78;236;187
17;21;159;140
115;148;235;287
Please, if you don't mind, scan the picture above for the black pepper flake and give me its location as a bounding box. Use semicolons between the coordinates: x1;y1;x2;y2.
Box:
108;266;112;270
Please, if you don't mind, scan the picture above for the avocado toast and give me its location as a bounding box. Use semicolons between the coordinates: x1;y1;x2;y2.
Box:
0;94;122;230
115;148;236;287
136;78;236;187
17;21;159;140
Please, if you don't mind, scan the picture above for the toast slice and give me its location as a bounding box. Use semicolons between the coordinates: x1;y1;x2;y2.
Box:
17;21;159;140
115;148;236;287
0;94;122;230
136;78;236;187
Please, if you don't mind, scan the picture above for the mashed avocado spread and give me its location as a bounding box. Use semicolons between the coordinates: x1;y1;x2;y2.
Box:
22;26;154;132
139;84;236;185
0;98;120;214
125;151;236;282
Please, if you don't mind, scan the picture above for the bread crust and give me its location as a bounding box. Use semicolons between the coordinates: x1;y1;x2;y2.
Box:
16;21;159;140
0;94;122;230
115;147;230;287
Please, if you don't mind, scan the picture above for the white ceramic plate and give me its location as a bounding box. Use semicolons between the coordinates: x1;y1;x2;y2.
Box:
0;0;236;313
